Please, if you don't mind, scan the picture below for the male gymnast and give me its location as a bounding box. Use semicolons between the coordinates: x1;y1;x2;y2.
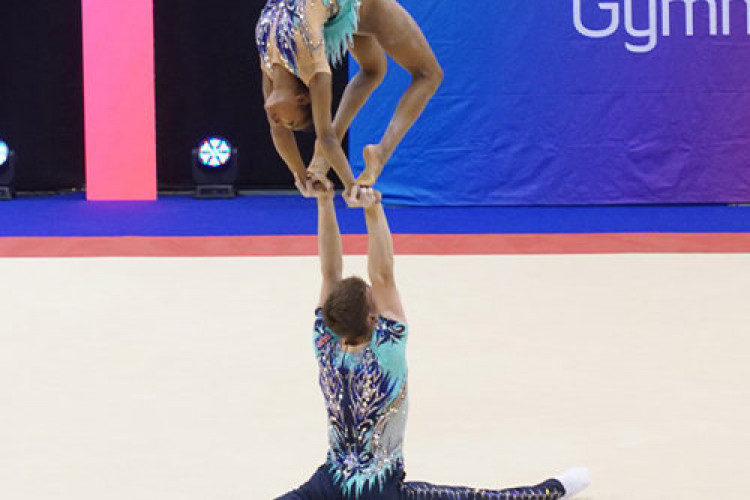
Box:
276;179;592;500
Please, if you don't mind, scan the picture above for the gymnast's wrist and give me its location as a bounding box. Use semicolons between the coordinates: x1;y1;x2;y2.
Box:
317;193;335;204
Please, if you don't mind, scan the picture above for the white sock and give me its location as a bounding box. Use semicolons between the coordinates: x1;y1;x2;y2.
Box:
554;467;591;498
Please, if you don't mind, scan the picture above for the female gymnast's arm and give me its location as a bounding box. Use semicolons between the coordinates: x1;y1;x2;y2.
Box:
263;72;308;182
308;35;387;176
308;72;358;192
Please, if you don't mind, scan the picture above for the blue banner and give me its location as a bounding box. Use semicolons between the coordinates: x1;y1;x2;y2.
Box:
349;1;750;205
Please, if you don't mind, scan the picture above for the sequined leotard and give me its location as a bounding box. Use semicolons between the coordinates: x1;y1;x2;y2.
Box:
255;0;361;85
289;310;568;500
313;309;409;498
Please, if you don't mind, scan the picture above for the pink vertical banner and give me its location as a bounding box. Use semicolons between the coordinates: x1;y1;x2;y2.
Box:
82;0;157;200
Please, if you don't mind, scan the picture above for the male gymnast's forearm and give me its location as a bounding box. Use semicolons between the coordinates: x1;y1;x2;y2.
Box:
317;195;343;284
364;200;395;286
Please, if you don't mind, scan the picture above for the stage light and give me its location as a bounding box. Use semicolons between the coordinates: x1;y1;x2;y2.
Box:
192;136;239;198
0;140;9;167
198;137;232;168
0;139;15;200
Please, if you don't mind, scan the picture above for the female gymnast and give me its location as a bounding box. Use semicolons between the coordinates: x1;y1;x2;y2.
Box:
275;178;592;500
256;0;443;193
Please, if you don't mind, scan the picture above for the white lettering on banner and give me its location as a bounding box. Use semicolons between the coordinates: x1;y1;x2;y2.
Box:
574;0;750;53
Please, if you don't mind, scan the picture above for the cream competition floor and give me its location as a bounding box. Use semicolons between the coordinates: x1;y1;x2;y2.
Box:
1;254;749;499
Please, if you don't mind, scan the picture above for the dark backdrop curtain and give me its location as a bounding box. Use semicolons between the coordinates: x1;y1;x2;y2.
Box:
0;1;85;192
154;0;349;190
0;1;348;193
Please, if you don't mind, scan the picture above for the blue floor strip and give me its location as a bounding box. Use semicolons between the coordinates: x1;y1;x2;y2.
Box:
0;193;748;237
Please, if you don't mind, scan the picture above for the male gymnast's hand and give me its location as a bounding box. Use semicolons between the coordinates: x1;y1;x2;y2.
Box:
343;185;381;208
294;172;333;199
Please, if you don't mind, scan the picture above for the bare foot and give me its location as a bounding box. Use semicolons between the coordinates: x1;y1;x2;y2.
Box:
308;155;330;177
358;145;385;186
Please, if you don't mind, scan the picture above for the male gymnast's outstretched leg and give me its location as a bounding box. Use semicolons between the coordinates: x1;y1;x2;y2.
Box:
399;467;590;499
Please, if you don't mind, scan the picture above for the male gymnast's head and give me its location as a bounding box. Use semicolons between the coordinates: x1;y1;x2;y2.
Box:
322;276;379;344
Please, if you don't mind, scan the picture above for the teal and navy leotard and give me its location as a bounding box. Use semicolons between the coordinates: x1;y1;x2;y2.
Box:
313;309;409;498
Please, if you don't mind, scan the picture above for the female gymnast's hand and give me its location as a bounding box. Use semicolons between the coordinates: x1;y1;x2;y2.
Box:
343;185;381;208
294;172;333;199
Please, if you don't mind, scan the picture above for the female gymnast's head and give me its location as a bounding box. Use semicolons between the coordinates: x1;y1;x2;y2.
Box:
264;68;313;132
322;276;379;345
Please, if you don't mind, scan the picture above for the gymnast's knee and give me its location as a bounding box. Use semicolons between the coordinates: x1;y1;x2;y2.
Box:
356;66;386;90
412;64;443;91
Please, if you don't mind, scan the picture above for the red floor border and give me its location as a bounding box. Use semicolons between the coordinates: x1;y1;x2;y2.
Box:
1;233;750;257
